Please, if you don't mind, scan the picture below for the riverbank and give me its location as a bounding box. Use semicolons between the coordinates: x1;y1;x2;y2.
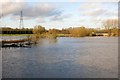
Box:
0;33;119;37
0;34;32;36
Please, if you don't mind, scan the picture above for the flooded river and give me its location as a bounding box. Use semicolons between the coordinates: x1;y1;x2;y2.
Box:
1;37;118;78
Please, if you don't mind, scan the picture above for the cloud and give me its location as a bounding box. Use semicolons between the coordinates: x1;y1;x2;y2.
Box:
69;0;77;2
0;1;63;19
36;17;46;23
49;13;71;21
10;3;63;22
85;0;119;2
80;3;104;16
0;1;65;24
36;13;71;23
78;2;118;28
80;3;102;9
82;8;107;17
0;0;25;17
80;3;117;19
0;2;25;16
0;0;23;2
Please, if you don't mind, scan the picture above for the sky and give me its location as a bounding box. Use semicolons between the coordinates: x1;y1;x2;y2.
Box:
0;0;118;29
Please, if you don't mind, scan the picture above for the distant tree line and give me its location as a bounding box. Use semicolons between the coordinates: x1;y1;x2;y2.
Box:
0;27;33;34
32;25;107;38
32;19;119;37
1;19;119;37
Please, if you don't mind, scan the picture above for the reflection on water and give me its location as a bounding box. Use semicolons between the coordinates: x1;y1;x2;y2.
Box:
38;38;57;46
2;37;118;78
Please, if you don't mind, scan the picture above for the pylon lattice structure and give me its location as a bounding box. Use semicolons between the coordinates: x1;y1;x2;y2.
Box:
19;11;24;29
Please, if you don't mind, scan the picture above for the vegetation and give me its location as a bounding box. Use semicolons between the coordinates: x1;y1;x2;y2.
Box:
32;26;58;39
103;19;119;36
1;19;119;37
0;27;33;34
0;34;32;36
67;27;96;37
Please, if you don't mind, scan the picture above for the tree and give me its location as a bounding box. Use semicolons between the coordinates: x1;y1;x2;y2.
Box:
67;27;87;37
103;19;118;36
32;25;45;34
47;29;57;38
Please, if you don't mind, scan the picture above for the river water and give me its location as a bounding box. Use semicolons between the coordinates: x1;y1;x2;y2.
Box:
1;37;118;78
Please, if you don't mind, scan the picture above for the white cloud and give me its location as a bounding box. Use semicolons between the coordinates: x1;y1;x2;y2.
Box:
85;0;119;2
0;0;24;2
0;0;25;17
78;2;118;28
36;17;46;23
80;2;118;20
16;3;58;17
0;1;63;19
12;3;63;22
48;14;71;21
82;8;107;17
80;3;102;9
3;2;65;24
80;3;104;17
69;0;77;2
36;13;71;23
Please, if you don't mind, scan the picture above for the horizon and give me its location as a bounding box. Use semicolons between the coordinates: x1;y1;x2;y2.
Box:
0;0;118;29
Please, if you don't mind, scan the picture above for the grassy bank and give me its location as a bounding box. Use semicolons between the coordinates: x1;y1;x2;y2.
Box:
1;33;119;37
0;34;33;36
57;34;72;37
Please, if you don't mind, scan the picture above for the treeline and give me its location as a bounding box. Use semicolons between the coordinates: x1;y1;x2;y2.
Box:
1;19;119;37
1;26;119;37
32;25;120;38
0;27;33;34
32;25;95;38
0;25;119;37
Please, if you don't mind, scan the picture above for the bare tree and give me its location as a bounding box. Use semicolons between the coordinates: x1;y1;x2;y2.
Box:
103;19;118;36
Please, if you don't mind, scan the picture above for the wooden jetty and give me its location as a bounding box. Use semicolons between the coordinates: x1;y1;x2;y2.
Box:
0;37;34;48
1;38;31;44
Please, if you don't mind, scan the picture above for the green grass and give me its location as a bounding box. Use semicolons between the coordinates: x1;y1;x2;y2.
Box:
0;34;33;36
57;34;72;37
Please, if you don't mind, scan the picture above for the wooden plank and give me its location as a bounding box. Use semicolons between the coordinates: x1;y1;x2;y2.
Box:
0;38;32;44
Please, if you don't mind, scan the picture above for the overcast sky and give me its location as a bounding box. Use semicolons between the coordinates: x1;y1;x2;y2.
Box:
0;0;118;29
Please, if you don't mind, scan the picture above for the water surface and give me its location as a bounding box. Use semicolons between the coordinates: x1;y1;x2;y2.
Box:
2;37;118;78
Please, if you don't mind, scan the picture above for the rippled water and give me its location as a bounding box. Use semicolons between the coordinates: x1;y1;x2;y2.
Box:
1;37;118;78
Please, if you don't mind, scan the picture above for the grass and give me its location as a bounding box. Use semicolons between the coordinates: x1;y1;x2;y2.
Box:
1;34;83;37
0;34;33;36
57;34;72;37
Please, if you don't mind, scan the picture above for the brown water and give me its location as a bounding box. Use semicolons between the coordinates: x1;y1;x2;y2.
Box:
1;37;118;78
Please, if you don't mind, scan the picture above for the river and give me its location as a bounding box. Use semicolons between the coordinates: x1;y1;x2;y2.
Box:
1;37;118;78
